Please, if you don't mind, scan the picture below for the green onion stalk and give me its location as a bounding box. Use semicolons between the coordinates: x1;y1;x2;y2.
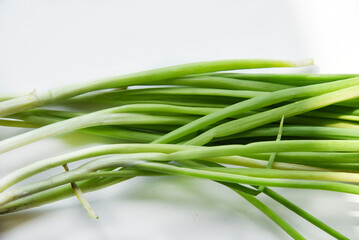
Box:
1;59;358;239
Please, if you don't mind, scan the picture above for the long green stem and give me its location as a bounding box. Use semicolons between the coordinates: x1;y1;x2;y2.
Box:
150;75;292;91
169;140;359;160
154;76;359;144
223;125;359;140
0;143;319;194
0;156;355;209
131;162;359;194
109;87;264;99
2;62;359;239
198;167;359;183
0;103;229;154
0;59;311;117
0;176;133;214
180;159;305;239
202;160;348;239
262;188;349;240
187;84;359;145
0;144;195;192
0;155;163;207
0;110;196;154
226;183;305;240
212;73;358;86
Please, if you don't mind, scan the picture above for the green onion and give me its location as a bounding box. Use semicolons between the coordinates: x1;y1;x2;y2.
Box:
2;59;358;239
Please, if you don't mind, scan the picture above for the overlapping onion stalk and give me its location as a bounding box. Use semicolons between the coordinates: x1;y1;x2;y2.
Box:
1;59;359;239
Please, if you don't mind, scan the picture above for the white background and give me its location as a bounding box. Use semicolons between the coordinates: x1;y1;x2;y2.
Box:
0;1;359;239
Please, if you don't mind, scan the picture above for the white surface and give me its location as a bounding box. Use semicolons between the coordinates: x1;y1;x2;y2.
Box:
0;0;359;239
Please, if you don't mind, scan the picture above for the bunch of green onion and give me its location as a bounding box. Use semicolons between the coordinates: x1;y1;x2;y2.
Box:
1;59;359;239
